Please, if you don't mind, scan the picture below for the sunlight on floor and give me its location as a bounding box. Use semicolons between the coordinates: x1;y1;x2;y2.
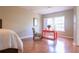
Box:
56;40;65;53
47;40;54;45
47;40;55;52
47;38;65;53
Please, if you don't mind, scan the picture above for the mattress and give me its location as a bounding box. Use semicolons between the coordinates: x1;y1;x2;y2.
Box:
0;29;23;53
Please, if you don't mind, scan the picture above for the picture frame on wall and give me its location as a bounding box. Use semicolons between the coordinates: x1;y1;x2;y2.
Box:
0;19;2;28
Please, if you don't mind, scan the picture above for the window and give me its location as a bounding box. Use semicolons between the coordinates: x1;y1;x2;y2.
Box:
43;16;65;31
47;18;53;25
33;18;38;26
54;16;65;31
44;18;54;29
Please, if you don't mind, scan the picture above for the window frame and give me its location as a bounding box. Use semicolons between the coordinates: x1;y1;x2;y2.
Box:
43;16;65;32
33;18;38;26
54;16;65;32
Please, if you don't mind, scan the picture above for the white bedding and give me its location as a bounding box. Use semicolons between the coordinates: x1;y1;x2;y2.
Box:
0;29;23;53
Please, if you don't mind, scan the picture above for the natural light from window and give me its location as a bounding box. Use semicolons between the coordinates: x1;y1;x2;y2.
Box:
44;16;65;31
54;16;65;31
46;18;55;29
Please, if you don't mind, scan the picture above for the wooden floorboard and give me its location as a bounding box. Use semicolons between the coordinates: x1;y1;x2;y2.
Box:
22;37;79;53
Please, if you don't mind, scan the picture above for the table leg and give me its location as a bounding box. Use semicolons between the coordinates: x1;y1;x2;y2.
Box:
54;32;55;40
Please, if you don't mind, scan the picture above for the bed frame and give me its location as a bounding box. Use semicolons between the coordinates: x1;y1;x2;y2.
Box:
0;48;18;53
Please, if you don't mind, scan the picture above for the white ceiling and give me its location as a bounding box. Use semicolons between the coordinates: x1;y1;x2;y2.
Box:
21;6;74;15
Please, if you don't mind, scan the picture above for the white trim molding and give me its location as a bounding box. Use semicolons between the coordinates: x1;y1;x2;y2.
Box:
21;35;73;39
59;35;73;39
21;35;33;39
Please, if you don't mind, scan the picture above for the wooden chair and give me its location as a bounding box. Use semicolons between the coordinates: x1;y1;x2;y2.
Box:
32;27;42;40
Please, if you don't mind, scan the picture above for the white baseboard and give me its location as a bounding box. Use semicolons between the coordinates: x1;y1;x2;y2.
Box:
21;35;73;39
73;42;79;46
21;35;33;39
59;35;73;39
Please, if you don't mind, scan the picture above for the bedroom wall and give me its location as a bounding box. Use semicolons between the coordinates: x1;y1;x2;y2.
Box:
74;7;79;46
0;7;41;39
42;9;74;38
0;8;4;20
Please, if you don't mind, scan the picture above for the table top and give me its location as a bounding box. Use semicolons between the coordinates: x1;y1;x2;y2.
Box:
42;29;55;32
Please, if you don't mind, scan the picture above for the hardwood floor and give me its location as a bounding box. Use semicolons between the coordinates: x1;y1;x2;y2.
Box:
22;37;79;53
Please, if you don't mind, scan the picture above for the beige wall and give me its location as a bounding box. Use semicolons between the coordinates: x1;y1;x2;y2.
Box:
42;9;74;38
0;7;41;38
0;8;4;19
74;7;79;45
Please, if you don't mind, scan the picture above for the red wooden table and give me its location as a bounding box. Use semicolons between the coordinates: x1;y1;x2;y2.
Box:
42;29;58;40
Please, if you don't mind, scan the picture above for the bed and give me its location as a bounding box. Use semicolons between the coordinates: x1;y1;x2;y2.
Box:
0;29;23;53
